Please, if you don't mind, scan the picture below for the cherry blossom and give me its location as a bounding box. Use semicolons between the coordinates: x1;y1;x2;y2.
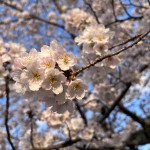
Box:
42;68;66;94
67;79;88;100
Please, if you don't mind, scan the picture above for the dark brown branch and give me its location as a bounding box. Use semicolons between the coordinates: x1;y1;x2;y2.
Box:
111;0;117;22
119;0;142;19
118;102;146;127
1;0;64;29
52;0;63;13
0;19;18;25
128;0;149;8
77;145;119;150
109;33;142;50
84;0;100;24
106;16;143;27
125;128;150;147
66;123;72;141
74;99;88;125
5;76;16;150
74;30;150;76
28;110;35;149
117;63;150;127
99;82;131;123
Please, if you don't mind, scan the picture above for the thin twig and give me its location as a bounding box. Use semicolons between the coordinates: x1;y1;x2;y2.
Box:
111;0;117;21
106;16;143;27
1;0;64;29
109;34;142;50
52;0;63;13
73;31;150;76
84;0;100;24
119;0;142;19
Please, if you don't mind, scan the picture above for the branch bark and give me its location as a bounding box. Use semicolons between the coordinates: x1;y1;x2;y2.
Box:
118;102;146;127
5;76;16;150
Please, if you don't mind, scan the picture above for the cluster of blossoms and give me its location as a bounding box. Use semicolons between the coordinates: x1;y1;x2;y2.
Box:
75;23;114;56
19;130;53;149
0;38;26;64
61;8;96;34
41;107;70;126
139;8;150;32
0;38;26;71
91;0;115;25
12;40;87;113
75;23;120;86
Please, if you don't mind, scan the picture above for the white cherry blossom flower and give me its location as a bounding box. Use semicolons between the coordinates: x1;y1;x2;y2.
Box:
92;24;111;44
40;45;55;59
93;43;108;55
1;54;11;63
75;26;95;45
13;58;24;70
55;50;76;71
8;42;26;57
39;57;55;71
67;79;88;100
42;69;66;94
20;48;38;67
21;60;44;91
62;8;96;33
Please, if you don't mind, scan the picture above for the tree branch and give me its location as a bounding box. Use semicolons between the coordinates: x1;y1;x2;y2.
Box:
99;82;131;123
5;76;16;150
74;99;88;125
84;0;100;24
1;0;64;29
52;0;63;13
74;30;150;76
28;110;35;149
118;102;146;127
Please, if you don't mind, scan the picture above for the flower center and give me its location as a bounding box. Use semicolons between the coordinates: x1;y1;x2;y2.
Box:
98;35;103;41
24;56;32;63
32;72;40;80
63;56;69;64
49;76;57;84
44;62;52;68
11;50;17;54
